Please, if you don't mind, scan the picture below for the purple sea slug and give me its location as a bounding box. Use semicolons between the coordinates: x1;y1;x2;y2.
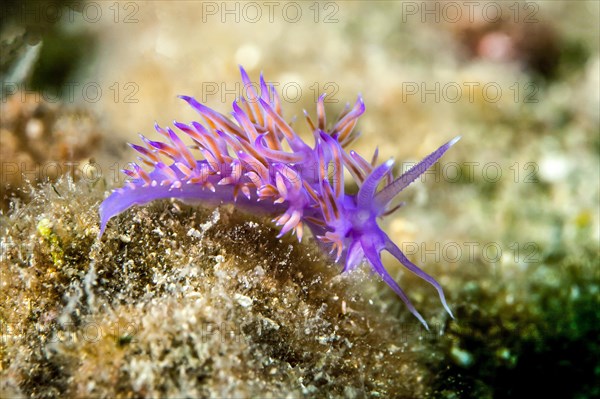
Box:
99;67;460;329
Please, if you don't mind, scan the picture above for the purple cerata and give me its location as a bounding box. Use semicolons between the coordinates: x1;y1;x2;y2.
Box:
99;67;460;329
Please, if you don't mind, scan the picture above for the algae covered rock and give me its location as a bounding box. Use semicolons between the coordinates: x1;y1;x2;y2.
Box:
1;178;435;398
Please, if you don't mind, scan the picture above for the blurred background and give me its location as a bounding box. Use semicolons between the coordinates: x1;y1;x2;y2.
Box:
1;1;599;397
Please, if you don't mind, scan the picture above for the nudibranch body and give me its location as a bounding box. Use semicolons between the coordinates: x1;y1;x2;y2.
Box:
99;67;460;329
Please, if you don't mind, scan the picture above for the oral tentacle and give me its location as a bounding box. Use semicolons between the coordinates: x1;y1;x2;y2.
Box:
361;237;429;330
384;236;455;319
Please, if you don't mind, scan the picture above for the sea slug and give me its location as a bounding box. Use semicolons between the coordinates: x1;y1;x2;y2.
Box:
99;67;460;329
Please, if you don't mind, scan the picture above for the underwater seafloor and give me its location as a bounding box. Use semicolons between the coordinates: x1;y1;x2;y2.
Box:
1;2;599;398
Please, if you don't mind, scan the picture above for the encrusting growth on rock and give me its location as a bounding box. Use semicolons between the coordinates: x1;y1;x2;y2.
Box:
1;178;434;398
